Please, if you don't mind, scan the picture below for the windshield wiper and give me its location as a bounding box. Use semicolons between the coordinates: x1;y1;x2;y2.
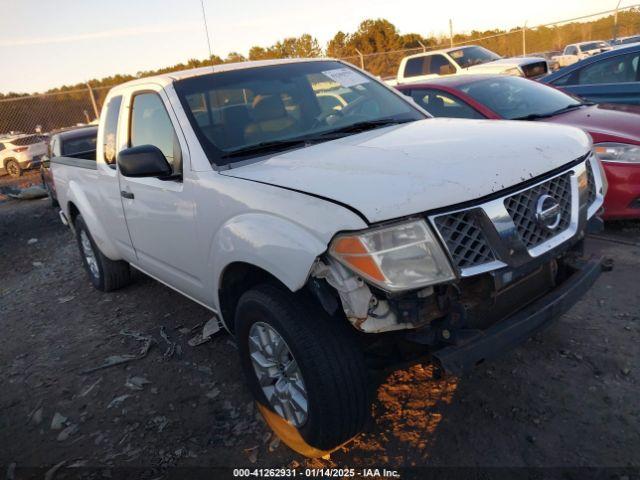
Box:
315;118;413;138
221;138;310;158
221;118;414;158
513;103;586;121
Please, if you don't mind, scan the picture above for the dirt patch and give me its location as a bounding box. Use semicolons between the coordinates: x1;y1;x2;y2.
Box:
0;199;639;474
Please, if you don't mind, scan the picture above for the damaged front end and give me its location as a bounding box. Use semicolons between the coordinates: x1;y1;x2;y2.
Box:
308;154;609;374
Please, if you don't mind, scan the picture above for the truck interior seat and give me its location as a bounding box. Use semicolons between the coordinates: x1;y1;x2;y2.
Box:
244;95;300;144
220;105;251;148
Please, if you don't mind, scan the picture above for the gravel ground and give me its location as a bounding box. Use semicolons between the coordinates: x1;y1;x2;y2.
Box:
0;195;639;478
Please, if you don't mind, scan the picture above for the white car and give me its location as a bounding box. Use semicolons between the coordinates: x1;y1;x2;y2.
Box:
0;134;49;177
552;41;612;68
51;58;607;457
392;45;549;85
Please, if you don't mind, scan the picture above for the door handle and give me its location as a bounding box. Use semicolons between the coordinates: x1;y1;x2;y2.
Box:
120;190;134;200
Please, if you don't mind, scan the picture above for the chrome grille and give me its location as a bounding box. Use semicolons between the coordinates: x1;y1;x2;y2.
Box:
433;209;496;269
586;161;596;206
504;173;572;249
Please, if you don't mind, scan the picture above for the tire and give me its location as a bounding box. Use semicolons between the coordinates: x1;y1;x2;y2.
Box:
5;159;22;177
235;283;369;456
74;214;131;292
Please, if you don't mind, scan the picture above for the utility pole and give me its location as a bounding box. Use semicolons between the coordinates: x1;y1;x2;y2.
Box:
418;40;427;52
613;0;622;41
449;19;453;47
355;49;364;70
86;83;99;120
522;21;527;57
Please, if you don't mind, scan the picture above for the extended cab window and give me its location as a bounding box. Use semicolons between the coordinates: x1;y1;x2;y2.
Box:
103;96;122;168
63;135;97;157
404;57;428;78
130;92;182;175
427;55;455;75
408;89;484;119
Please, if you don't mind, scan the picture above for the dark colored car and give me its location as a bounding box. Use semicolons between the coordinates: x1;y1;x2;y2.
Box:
41;126;97;206
540;44;640;105
396;75;640;219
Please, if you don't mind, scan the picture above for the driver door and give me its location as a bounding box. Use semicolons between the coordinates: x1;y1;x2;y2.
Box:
118;85;205;299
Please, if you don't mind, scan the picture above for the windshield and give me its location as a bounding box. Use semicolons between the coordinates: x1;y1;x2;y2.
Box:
173;61;424;165
459;76;583;120
448;46;501;68
581;41;609;51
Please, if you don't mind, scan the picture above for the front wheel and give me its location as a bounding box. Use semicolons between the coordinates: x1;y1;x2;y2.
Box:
74;214;131;292
5;160;22;177
235;284;370;456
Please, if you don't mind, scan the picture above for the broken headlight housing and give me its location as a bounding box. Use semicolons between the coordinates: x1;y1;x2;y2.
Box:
329;219;455;292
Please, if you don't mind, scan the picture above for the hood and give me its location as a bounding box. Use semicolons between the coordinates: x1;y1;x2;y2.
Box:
469;57;545;70
221;119;591;223
541;104;640;144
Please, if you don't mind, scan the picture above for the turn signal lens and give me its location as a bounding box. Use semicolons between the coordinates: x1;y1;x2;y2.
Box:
329;220;455;292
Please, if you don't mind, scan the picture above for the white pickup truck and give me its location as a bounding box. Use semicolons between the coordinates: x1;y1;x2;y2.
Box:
52;58;608;457
552;41;612;68
391;45;549;85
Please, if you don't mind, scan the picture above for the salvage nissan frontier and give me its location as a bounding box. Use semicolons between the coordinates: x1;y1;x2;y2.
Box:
51;58;608;456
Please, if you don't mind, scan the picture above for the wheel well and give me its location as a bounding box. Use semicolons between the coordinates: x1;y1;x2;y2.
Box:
218;262;287;334
67;202;80;226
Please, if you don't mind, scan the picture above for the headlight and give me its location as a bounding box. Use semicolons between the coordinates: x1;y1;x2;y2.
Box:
504;67;523;76
328;219;455;292
594;142;640;164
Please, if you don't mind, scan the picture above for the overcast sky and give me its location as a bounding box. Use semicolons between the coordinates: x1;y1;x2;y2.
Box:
0;0;623;93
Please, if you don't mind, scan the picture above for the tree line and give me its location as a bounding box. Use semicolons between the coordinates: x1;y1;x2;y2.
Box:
1;10;638;132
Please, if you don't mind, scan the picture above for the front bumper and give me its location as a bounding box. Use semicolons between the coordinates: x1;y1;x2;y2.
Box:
430;256;604;375
602;163;640;220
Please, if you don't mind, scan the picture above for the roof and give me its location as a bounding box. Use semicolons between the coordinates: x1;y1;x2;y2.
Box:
114;57;336;90
402;45;472;61
395;74;504;89
53;125;98;140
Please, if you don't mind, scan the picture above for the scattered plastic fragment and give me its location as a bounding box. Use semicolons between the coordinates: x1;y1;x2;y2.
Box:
125;376;151;390
44;460;67;480
245;446;259;464
151;415;169;433
205;388;221;400
82;331;153;374
27;238;38;245
57;295;75;304
107;394;131;409
7;185;48;200
50;412;67;430
57;424;78;441
79;377;102;397
160;326;177;359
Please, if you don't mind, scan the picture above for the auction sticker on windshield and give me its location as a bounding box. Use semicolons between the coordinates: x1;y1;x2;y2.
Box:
322;68;370;88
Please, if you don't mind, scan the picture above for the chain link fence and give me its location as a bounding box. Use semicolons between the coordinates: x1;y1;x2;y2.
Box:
340;5;640;78
0;5;639;141
0;85;109;139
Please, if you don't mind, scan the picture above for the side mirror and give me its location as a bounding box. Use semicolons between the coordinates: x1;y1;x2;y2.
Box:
117;145;172;178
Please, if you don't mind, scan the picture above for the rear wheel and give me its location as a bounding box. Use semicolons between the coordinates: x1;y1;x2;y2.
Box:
5;160;22;177
235;283;370;456
74;214;131;292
